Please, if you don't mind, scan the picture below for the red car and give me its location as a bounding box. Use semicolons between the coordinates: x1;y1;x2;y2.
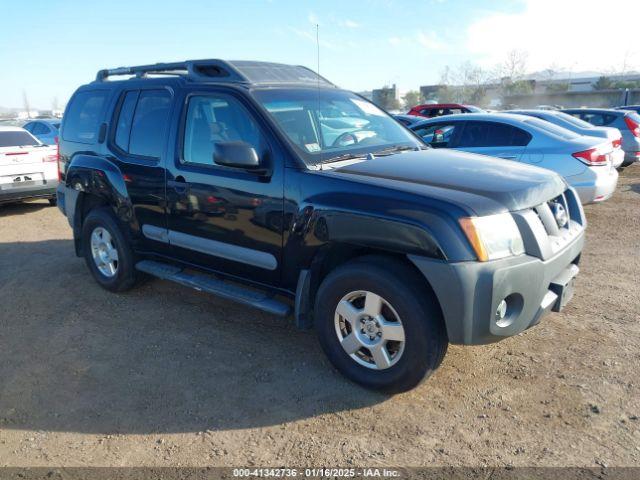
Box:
407;103;483;118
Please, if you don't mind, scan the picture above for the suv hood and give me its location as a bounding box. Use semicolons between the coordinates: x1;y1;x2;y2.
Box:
325;149;567;216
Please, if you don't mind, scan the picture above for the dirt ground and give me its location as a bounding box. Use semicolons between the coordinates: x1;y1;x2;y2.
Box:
0;165;638;469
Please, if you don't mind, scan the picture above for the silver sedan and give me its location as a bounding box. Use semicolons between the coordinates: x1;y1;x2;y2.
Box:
505;109;624;168
410;113;619;204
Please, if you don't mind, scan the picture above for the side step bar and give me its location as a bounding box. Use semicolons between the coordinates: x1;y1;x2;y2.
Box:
135;260;292;317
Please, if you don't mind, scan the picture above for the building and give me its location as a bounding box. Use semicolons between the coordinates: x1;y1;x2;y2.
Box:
371;84;400;110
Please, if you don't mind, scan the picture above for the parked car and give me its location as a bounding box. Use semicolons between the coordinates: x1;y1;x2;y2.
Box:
22;118;60;145
506;109;624;168
392;114;424;128
562;108;640;166
56;59;585;392
407;103;484;118
410;113;618;204
0;126;58;205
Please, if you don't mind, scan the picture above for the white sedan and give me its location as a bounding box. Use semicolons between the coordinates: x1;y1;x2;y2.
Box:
0;126;58;206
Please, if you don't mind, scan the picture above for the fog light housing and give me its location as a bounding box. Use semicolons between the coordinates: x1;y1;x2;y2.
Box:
494;294;524;329
496;299;508;321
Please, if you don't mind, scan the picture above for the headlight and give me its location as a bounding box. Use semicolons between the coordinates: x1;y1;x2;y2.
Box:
459;213;525;261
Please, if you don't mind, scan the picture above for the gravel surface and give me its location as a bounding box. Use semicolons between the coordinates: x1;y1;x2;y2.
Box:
0;165;638;468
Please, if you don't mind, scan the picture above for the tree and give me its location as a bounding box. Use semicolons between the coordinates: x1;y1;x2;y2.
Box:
402;90;424;110
499;49;529;81
594;76;613;90
546;83;569;93
436;62;492;106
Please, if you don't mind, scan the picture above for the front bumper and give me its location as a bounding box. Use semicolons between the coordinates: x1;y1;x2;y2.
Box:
409;228;584;345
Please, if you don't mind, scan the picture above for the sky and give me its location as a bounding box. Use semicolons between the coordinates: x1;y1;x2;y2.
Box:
1;0;638;110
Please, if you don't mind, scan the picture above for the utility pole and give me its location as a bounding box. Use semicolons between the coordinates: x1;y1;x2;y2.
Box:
22;91;31;119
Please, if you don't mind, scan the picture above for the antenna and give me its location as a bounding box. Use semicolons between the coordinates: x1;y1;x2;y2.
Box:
316;23;323;170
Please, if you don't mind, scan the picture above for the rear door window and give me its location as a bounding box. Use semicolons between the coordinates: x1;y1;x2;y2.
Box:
112;89;172;158
62;90;108;143
457;121;531;147
114;91;139;152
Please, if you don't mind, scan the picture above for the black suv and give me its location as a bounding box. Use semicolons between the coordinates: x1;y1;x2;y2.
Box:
57;60;585;392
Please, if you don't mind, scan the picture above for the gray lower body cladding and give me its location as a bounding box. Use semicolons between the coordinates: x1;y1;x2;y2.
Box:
409;230;585;345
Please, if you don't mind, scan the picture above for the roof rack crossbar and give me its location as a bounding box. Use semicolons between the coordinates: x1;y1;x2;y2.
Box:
95;60;249;83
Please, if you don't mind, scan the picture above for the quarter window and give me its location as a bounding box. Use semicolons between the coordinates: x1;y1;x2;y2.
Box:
62;90;108;143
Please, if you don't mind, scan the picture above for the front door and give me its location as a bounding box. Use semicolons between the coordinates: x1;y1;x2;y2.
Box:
163;89;284;286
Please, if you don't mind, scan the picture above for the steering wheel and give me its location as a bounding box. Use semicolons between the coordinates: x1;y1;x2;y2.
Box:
332;132;359;148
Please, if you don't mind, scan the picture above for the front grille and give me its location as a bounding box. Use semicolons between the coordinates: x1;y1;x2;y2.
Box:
512;188;585;260
533;193;571;237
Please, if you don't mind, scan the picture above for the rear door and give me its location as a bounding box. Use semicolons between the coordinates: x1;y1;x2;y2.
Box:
106;87;173;252
452;120;530;160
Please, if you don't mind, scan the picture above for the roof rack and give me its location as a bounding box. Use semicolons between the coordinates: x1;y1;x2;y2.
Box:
95;59;336;87
95;59;247;82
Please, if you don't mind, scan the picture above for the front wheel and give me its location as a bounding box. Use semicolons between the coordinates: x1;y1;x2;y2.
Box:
81;207;138;292
314;256;447;393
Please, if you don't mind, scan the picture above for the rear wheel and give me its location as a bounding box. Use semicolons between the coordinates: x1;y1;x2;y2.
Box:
314;256;447;393
81;207;138;292
48;198;57;206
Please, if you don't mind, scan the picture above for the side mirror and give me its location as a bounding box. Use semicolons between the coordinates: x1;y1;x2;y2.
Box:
213;141;260;170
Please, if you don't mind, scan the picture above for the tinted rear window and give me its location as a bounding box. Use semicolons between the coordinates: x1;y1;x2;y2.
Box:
553;112;594;129
524;118;578;140
0;131;40;147
128;90;171;158
62;90;108;143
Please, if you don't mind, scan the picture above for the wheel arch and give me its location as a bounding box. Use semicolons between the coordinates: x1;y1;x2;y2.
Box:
294;242;445;335
64;155;132;256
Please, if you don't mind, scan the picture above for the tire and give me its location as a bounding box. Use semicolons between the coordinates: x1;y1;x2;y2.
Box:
315;256;447;393
48;198;57;206
81;207;138;292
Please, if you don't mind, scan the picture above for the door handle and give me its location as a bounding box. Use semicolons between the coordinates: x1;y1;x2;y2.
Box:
168;176;188;194
499;155;518;160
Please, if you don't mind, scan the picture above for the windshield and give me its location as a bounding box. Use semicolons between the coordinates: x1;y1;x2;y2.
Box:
252;88;423;164
0;131;40;147
524;118;578;140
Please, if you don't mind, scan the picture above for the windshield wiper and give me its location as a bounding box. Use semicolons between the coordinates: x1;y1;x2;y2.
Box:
372;145;423;156
317;144;423;166
318;152;372;164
